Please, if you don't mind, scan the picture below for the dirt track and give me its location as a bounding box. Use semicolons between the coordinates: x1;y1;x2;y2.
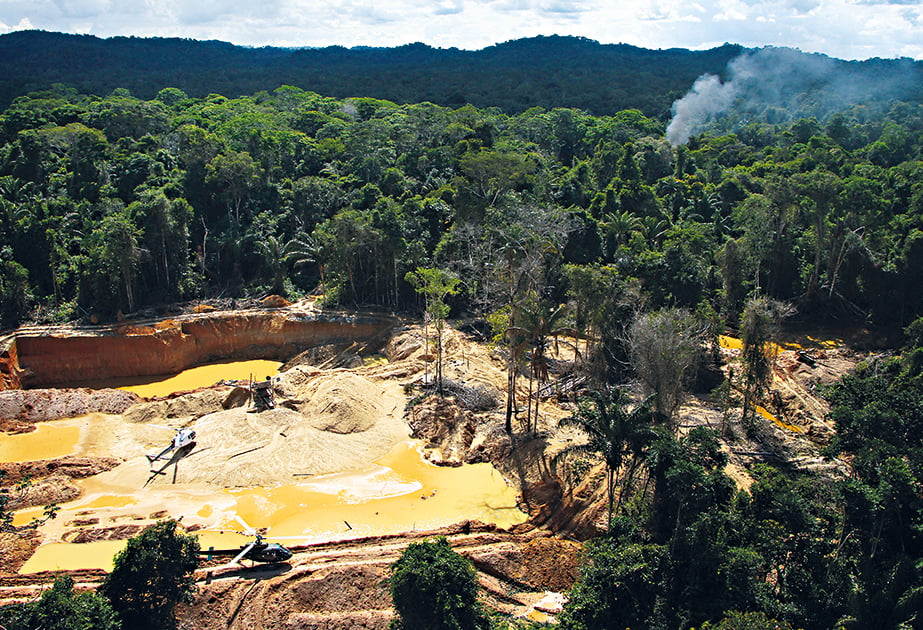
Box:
0;524;580;628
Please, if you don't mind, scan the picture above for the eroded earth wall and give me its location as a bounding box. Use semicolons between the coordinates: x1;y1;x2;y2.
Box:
3;310;398;389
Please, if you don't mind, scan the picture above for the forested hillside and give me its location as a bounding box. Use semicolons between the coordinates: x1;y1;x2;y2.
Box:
1;31;921;120
0;31;746;117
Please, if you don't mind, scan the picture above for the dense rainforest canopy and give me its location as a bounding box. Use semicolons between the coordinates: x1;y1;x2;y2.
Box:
0;77;921;331
0;31;921;119
0;31;743;116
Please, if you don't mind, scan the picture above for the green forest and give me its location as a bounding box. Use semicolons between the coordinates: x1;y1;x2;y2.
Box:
0;79;921;329
2;37;923;627
0;31;745;116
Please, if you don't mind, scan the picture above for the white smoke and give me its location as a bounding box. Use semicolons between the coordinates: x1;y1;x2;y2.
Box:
665;73;738;146
341;100;359;119
665;46;919;146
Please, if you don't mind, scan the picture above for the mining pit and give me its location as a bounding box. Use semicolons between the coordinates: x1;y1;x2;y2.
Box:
1;300;577;627
0;300;865;628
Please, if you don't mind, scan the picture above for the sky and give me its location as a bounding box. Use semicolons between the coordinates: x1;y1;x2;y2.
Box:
0;0;920;61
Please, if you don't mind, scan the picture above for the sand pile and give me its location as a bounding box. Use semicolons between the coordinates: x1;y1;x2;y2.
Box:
122;388;234;424
146;372;409;487
297;372;384;434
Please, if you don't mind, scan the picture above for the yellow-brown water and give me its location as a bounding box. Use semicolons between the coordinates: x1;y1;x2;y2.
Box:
18;439;526;573
228;441;525;540
719;334;842;354
718;335;790;356
11;355;528;573
0;421;81;463
116;359;283;397
15;397;526;575
755;405;803;433
19;541;125;573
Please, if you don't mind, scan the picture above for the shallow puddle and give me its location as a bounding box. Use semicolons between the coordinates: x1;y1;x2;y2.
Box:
719;335;789;355
0;422;81;463
19;540;124;573
80;495;139;509
755;405;803;433
805;335;842;348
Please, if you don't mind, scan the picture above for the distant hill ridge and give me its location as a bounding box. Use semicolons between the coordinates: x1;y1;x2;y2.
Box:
0;31;743;117
0;30;918;118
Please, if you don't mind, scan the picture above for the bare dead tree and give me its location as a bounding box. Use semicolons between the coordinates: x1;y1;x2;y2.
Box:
626;308;708;428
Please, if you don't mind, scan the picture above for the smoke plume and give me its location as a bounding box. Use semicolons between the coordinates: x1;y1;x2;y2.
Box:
665;73;738;146
666;47;920;146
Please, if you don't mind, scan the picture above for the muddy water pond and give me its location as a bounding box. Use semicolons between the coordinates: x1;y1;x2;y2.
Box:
0;421;81;463
14;361;527;573
18;439;526;573
106;359;284;398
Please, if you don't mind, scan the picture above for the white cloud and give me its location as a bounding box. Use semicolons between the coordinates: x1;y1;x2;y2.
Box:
0;0;918;59
852;0;922;5
542;0;592;14
714;0;749;21
0;16;33;32
432;0;464;16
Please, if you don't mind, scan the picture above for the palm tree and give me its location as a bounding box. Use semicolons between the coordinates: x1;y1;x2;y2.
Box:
508;299;576;432
641;214;671;246
602;209;642;250
254;234;286;295
554;387;657;529
284;234;324;292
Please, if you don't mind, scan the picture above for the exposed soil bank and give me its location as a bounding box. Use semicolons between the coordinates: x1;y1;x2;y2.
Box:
1;302;397;389
178;526;580;630
0;389;139;430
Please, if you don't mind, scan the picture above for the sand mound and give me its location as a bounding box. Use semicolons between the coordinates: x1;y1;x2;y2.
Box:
386;330;424;361
123;388;236;424
297;372;384;434
156;375;408;487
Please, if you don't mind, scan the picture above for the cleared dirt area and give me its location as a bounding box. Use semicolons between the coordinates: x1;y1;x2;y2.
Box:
1;525;581;629
0;303;867;626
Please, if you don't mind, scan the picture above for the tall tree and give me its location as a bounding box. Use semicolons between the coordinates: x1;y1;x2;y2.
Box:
406;267;460;393
254;234;288;296
555;387;657;527
628;308;706;427
388;537;489;630
205;150;261;232
739;297;789;426
509;297;575;432
284;233;323;291
0;256;31;328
